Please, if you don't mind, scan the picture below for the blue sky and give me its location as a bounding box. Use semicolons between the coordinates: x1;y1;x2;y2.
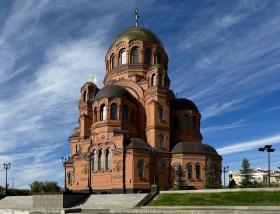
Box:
0;0;280;188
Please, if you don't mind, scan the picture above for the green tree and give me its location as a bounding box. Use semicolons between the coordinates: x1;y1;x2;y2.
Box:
174;164;185;190
229;179;237;188
205;158;217;188
9;188;30;196
240;158;254;187
30;181;44;193
30;181;61;194
43;181;60;192
0;186;5;195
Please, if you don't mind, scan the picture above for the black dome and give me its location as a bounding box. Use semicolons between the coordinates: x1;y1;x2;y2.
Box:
170;98;199;112
202;144;219;155
125;138;151;150
95;84;134;101
82;81;95;87
171;141;219;156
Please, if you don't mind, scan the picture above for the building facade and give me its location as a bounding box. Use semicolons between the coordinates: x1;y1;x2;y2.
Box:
65;25;222;193
229;168;280;187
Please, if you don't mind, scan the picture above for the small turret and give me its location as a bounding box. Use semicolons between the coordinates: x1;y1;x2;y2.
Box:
80;81;98;103
79;79;99;139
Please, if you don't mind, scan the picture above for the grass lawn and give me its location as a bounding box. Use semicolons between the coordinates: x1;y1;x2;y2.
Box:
148;191;280;206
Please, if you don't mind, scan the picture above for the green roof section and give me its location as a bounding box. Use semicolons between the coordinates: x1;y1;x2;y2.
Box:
111;27;164;49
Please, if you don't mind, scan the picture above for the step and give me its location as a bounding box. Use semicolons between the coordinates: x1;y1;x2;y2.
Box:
77;194;147;210
0;196;33;209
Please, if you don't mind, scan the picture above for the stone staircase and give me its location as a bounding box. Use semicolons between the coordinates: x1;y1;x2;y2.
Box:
75;193;147;211
0;196;33;209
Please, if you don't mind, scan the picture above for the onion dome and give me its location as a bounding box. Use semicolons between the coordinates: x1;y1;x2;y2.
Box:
111;27;164;49
171;141;220;156
125;138;151;150
170;98;199;112
94;84;134;101
82;81;95;87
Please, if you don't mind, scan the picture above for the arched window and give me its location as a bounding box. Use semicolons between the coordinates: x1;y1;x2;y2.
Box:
100;104;107;121
159;134;164;148
67;173;73;186
119;49;126;65
173;115;179;129
131;109;134;123
196;164;201;179
111;55;115;69
110;103;117;120
94;107;97;122
99;149;105;171
122;105;128;122
89;91;94;101
158;73;163;86
106;148;112;171
154;53;161;64
193;116;197;130
152;74;157;86
183;114;189;129
144;48;151;64
159;107;164;121
131;48;139;63
92;150;98;171
137;159;144;178
75;144;81;153
83;91;87;101
187;164;193;179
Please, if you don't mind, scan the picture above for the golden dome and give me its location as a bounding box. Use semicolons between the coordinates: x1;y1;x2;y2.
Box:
111;27;164;49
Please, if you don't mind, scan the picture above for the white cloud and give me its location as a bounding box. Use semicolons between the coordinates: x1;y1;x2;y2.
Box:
265;105;280;112
216;14;246;28
173;6;280;120
202;119;246;133
0;1;116;188
217;134;280;155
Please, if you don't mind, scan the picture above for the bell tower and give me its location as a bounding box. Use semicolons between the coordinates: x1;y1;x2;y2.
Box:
145;61;171;151
79;80;99;139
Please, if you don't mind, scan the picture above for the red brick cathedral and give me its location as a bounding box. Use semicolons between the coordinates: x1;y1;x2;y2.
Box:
65;23;222;193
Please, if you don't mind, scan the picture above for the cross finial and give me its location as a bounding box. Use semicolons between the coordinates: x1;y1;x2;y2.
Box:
135;8;140;27
89;74;97;84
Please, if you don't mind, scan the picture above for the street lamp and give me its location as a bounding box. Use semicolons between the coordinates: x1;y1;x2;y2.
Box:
258;145;275;187
222;166;229;188
88;154;92;193
61;156;68;192
150;148;159;193
151;148;158;185
3;163;11;196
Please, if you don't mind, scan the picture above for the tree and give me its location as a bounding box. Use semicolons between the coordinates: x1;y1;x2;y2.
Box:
31;181;61;194
174;163;185;190
240;158;254;188
42;181;60;192
205;158;217;188
0;186;5;195
229;179;237;188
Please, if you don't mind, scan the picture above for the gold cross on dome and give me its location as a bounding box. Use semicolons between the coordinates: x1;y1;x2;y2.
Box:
135;8;140;27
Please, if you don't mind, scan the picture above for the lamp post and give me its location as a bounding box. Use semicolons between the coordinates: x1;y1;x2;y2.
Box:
3;163;11;196
61;156;68;192
258;145;275;187
222;166;229;188
150;148;159;193
151;148;158;185
88;154;92;193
